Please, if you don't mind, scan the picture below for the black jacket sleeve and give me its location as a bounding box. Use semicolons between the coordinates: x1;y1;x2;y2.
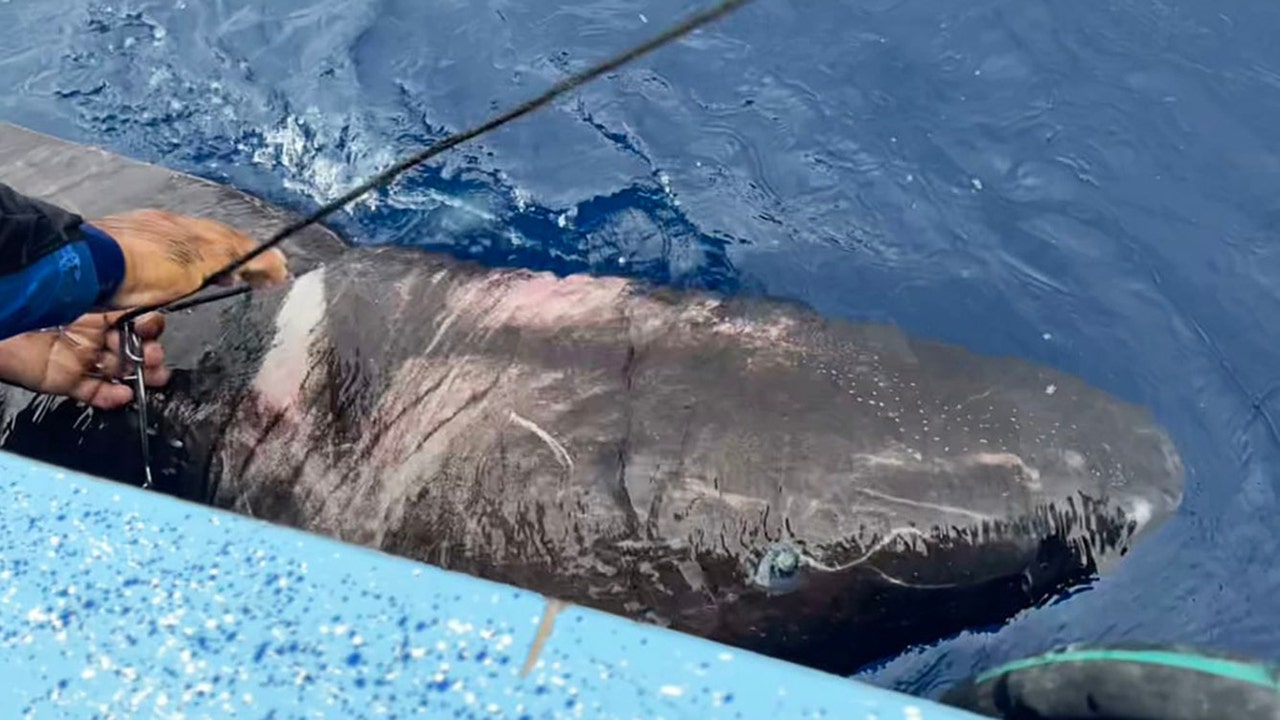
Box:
0;182;87;276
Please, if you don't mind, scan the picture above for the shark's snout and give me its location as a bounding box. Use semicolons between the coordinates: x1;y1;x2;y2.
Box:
1119;474;1183;541
1120;427;1185;536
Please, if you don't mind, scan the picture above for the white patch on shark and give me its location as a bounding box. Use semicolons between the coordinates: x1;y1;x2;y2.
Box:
854;448;1041;485
970;451;1042;488
852;449;917;468
851;487;994;522
252;267;328;413
507;411;574;472
711;313;797;345
422;312;458;358
459;271;631;331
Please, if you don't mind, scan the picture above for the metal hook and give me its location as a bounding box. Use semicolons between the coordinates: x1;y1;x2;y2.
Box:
119;321;153;489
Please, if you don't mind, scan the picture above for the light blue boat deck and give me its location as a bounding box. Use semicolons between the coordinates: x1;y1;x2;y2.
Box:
0;449;980;719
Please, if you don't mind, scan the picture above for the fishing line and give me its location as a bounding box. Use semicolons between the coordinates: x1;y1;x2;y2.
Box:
112;0;759;328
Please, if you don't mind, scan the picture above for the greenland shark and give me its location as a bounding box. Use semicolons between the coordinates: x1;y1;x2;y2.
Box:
0;122;1184;675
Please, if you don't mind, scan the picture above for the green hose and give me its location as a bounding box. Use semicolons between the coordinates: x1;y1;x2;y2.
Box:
941;643;1280;719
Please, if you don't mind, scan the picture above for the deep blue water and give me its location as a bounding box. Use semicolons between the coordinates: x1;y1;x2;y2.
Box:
3;0;1280;702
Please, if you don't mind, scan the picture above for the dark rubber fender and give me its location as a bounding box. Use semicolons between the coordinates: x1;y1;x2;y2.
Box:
940;643;1280;719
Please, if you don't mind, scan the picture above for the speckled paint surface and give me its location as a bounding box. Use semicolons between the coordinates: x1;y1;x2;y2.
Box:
0;450;980;719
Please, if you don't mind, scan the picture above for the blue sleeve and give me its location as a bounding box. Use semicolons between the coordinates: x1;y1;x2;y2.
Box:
0;223;126;341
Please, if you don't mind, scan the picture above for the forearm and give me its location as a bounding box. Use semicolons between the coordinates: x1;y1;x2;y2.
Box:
0;228;124;341
0;182;125;341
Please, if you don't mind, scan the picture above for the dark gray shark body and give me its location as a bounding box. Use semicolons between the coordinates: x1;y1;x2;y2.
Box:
0;123;1184;675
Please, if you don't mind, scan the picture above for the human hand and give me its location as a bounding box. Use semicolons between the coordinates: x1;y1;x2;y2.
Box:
92;209;290;308
0;311;169;410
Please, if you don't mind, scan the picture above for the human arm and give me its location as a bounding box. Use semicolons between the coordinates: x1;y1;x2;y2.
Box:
0;182;288;405
0;182;289;341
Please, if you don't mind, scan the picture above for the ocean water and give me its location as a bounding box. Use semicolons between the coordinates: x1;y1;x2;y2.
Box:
3;0;1279;701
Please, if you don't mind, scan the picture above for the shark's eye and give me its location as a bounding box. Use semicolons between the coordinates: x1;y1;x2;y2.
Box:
771;547;800;576
750;543;807;594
